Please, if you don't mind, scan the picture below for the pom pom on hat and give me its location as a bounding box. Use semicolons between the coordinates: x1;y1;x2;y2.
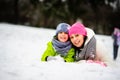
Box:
68;22;87;36
56;23;70;35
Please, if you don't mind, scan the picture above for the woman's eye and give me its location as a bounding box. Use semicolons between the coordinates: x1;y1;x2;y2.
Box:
75;34;79;37
70;36;73;39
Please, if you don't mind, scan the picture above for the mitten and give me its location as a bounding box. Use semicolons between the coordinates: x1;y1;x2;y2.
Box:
47;56;57;61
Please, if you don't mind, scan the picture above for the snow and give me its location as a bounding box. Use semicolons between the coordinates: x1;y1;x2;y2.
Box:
0;23;120;80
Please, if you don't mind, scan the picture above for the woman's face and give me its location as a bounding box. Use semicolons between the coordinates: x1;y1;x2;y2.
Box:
58;32;69;42
70;34;84;47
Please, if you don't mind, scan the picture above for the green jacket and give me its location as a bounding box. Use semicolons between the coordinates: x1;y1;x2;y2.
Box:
41;41;75;62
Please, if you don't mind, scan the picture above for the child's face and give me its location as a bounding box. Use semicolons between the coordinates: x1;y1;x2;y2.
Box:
70;34;84;47
57;32;69;42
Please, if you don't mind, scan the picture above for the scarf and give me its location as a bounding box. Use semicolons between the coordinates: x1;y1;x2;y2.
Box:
52;38;72;56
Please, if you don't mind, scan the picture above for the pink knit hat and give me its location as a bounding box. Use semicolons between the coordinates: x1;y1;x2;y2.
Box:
68;22;87;36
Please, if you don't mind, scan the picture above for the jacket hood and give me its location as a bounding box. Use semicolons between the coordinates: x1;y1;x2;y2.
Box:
84;28;95;46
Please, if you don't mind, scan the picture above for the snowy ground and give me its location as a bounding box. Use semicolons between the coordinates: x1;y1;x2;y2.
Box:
0;23;120;80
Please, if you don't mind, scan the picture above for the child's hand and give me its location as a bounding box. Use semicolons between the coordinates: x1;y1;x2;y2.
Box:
47;56;57;61
47;55;64;62
54;55;64;62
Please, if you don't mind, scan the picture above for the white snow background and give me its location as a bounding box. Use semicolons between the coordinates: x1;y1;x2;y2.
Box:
0;23;120;80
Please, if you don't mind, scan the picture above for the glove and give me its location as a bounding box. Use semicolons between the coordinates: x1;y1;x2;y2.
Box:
47;55;64;62
47;56;57;61
86;60;107;67
54;55;64;62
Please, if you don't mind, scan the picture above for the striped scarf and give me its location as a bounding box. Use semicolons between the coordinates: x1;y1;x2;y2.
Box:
52;38;72;56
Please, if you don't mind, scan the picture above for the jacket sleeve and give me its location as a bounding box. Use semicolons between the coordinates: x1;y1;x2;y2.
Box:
41;42;56;61
85;36;96;60
63;48;75;62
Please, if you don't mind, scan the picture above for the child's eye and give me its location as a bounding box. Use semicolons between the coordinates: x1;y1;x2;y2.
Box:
64;32;68;34
59;32;62;34
59;32;67;34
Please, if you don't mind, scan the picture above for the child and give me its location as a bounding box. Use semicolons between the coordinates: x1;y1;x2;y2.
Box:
41;23;75;62
112;27;120;60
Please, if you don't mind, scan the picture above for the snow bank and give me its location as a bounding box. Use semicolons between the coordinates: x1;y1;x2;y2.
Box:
0;23;120;80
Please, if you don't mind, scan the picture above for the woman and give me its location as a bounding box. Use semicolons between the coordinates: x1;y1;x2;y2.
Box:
68;22;113;66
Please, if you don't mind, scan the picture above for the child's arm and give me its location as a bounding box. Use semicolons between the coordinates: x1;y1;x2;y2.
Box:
64;48;75;62
41;42;56;61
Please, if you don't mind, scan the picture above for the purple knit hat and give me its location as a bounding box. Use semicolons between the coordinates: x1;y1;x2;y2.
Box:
56;23;70;35
68;22;87;36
